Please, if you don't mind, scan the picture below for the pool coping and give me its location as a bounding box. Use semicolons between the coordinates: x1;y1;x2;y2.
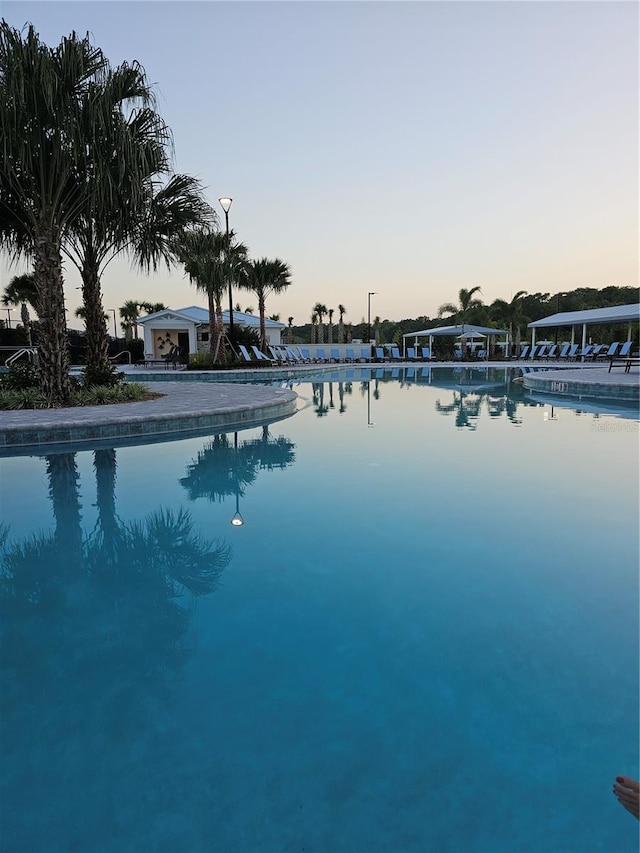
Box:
0;383;298;454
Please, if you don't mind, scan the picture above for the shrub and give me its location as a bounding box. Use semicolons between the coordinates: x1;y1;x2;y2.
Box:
0;362;40;390
188;352;215;370
0;388;49;409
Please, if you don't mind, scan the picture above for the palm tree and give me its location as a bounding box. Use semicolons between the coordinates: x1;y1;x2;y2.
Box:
313;302;327;344
0;24;104;404
490;290;528;355
337;304;346;343
438;286;483;329
241;259;292;352
119;300;141;341
327;308;334;344
138;301;168;315
173;228;248;362
310;312;318;344
2;273;38;345
287;316;294;344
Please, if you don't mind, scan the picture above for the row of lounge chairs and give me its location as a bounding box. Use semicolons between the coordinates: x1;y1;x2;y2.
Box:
236;345;436;365
512;341;633;361
235;341;633;366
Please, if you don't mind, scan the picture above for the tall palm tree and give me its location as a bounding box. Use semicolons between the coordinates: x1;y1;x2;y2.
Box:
310;312;318;344
287;316;294;344
490;290;528;354
313;302;327;344
241;259;292;352
119;300;140;341
337;304;346;343
327;308;334;344
0;24;108;404
438;286;483;329
2;273;38;345
173;228;247;362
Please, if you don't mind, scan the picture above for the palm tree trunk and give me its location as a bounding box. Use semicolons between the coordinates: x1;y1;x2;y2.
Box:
208;291;217;358
81;259;112;386
259;296;267;352
215;296;226;362
338;319;344;344
33;225;73;405
20;302;32;346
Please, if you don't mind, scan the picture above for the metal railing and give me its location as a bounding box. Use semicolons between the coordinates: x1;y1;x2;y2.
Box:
109;350;132;365
2;346;38;367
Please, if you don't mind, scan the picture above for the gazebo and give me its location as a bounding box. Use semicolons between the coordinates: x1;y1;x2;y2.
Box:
401;324;509;359
528;304;640;349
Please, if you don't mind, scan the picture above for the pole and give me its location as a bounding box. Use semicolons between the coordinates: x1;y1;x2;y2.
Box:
225;210;233;334
5;308;12;329
367;292;376;344
111;309;117;339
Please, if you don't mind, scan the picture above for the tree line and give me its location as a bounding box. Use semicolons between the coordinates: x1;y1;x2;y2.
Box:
287;285;638;346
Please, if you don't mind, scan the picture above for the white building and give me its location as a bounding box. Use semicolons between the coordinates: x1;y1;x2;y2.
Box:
137;306;285;358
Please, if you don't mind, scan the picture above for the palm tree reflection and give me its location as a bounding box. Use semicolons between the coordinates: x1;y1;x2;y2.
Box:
0;448;230;851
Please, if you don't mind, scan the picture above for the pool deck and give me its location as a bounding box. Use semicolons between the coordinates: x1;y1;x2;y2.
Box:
0;382;298;454
0;360;637;453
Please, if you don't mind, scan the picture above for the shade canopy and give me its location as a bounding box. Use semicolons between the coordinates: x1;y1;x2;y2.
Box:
528;303;639;329
402;324;508;340
458;331;486;339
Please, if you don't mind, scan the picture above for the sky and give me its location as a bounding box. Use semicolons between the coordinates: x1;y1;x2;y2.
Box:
1;0;638;330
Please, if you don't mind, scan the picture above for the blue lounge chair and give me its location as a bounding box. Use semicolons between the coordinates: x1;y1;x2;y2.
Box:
406;347;417;360
300;347;313;362
476;349;487;360
558;344;570;359
251;345;274;362
577;344;593;360
375;347;385;361
316;348;327;362
238;344;254;363
615;341;633;358
389;347;401;360
421;346;432;361
331;348;340;362
528;345;539;360
518;345;530;360
596;342;620;360
345;347;355;362
360;347;372;362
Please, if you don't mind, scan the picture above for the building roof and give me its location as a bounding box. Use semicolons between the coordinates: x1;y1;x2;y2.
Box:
402;324;508;339
528;303;640;328
138;305;285;328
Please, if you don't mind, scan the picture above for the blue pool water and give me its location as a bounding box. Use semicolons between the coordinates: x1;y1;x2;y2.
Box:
1;367;638;853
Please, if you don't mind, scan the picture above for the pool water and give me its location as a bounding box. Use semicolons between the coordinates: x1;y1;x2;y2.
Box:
1;367;638;853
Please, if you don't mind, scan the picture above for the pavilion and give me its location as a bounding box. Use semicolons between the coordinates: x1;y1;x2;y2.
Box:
528;304;639;349
401;324;509;359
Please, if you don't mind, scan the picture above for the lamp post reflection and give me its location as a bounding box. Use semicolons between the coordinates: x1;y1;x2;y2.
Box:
230;432;245;526
367;382;375;427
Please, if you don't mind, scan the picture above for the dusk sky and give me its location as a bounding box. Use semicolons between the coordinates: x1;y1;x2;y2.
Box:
2;1;638;329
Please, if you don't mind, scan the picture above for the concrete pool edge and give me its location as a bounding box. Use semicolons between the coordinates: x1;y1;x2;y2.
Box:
0;383;298;453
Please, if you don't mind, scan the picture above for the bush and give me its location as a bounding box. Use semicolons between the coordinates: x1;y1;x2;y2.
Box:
0;388;48;409
0;362;39;390
188;352;215;370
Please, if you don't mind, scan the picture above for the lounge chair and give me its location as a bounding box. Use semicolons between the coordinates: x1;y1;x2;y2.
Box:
543;344;558;360
251;345;274;362
528;345;539;360
389;347;401;360
345;347;355;362
300;347;314;362
406;347;417;360
476;349;487;360
238;344;254;363
331;348;340;362
617;341;633;358
517;345;530;360
375;347;385;362
596;342;620;360
566;343;579;360
316;348;327;362
360;347;372;362
421;346;432;361
557;343;570;360
577;344;593;360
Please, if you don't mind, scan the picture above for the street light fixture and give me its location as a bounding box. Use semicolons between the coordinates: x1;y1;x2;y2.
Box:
230;492;245;527
367;292;376;344
219;197;234;333
108;308;118;339
555;292;567;345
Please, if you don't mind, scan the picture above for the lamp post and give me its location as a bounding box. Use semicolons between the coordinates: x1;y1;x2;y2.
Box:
109;309;118;339
219;197;234;333
4;307;12;329
367;292;376;344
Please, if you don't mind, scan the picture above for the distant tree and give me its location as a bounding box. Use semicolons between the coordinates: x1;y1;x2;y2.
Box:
490;290;528;352
2;273;38;344
438;286;483;328
313;303;327;344
328;307;334;344
337;304;346;343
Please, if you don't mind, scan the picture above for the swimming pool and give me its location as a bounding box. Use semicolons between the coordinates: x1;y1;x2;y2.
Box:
1;367;638;852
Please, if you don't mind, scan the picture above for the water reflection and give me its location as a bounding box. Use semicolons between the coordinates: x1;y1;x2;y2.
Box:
0;448;231;851
180;426;296;523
